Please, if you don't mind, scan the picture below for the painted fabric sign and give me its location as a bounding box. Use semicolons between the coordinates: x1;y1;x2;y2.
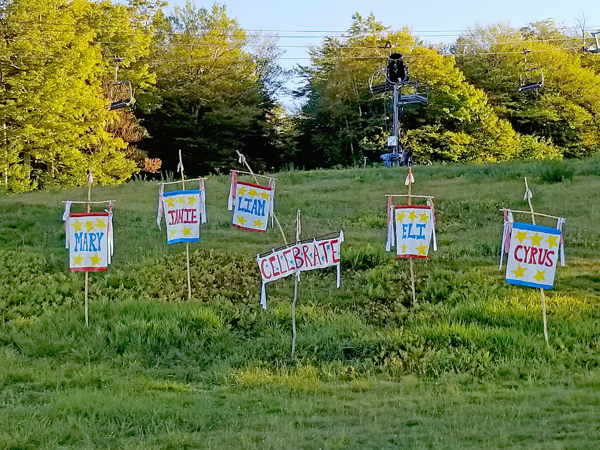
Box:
393;205;436;258
256;231;344;309
505;222;562;289
159;190;202;244
231;181;273;232
157;180;206;245
67;212;111;272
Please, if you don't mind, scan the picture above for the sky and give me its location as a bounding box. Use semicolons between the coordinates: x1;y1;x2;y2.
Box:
166;0;600;108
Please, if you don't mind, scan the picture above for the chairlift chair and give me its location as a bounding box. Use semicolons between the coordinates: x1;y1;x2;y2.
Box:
109;80;134;111
108;57;135;111
518;48;544;92
583;31;600;53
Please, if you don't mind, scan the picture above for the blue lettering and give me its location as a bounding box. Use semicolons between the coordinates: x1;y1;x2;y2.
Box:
82;233;89;251
89;233;97;252
74;233;83;252
95;232;104;252
416;223;426;240
402;224;409;239
257;200;266;217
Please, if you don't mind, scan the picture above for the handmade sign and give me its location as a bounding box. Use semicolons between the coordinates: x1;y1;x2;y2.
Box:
228;171;274;232
63;203;114;272
503;222;562;290
256;231;344;309
157;186;206;244
389;205;436;258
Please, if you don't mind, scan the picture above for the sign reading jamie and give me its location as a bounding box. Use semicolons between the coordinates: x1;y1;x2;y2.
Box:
68;212;110;272
161;190;201;244
505;222;561;289
256;231;344;308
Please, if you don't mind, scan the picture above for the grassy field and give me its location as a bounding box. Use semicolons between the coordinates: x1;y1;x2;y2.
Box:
1;158;600;448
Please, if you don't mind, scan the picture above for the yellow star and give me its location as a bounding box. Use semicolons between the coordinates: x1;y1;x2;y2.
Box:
419;212;429;223
236;215;247;226
514;230;529;243
511;264;527;279
176;196;186;205
546;235;559;249
415;242;427;255
533;270;546;283
84;220;95;233
72;254;84;266
90;253;102;266
396;211;406;222
248;188;258;197
260;191;270;200
187;196;198;207
407;210;418;222
237;186;247;196
182;226;192;236
400;243;407;254
166;197;175;208
530;233;543;247
71;219;83;232
169;228;177;238
253;218;264;229
95;218;107;230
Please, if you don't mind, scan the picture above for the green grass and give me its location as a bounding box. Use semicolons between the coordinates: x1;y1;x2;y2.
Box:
1;157;600;448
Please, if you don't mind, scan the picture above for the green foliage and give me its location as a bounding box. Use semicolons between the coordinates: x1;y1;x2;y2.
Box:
135;2;287;176
456;20;600;159
0;0;147;192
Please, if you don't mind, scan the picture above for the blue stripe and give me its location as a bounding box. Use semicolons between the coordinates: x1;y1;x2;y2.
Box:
506;278;554;290
167;237;200;245
512;222;561;236
164;189;200;197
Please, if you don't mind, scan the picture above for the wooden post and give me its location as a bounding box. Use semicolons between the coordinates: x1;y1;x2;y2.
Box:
84;170;92;327
235;150;288;245
407;167;417;307
291;210;301;359
524;177;549;345
179;150;192;300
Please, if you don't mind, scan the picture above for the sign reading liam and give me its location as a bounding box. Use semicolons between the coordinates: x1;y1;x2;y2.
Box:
232;181;273;232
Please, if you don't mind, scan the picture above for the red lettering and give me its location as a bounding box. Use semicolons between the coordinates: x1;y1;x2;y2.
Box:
331;239;340;263
292;245;303;270
190;209;197;224
318;241;329;264
260;258;272;280
176;209;184;225
283;249;295;271
277;253;289;276
167;210;177;226
522;246;531;263
545;250;555;267
268;255;280;277
302;245;312;267
537;248;547;265
528;247;538;264
313;242;321;266
514;245;524;262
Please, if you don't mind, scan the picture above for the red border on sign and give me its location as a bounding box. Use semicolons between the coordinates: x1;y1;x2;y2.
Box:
235;180;272;191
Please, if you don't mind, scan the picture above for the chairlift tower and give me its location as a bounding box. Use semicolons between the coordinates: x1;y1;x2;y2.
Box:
370;53;428;167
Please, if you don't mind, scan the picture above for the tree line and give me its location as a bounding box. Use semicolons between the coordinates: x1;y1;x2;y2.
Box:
1;1;599;192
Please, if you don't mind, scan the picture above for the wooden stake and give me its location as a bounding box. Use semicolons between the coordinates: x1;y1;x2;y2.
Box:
524;177;549;345
291;209;301;360
236;150;288;245
407;167;417;307
179;150;192;300
84;169;92;327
